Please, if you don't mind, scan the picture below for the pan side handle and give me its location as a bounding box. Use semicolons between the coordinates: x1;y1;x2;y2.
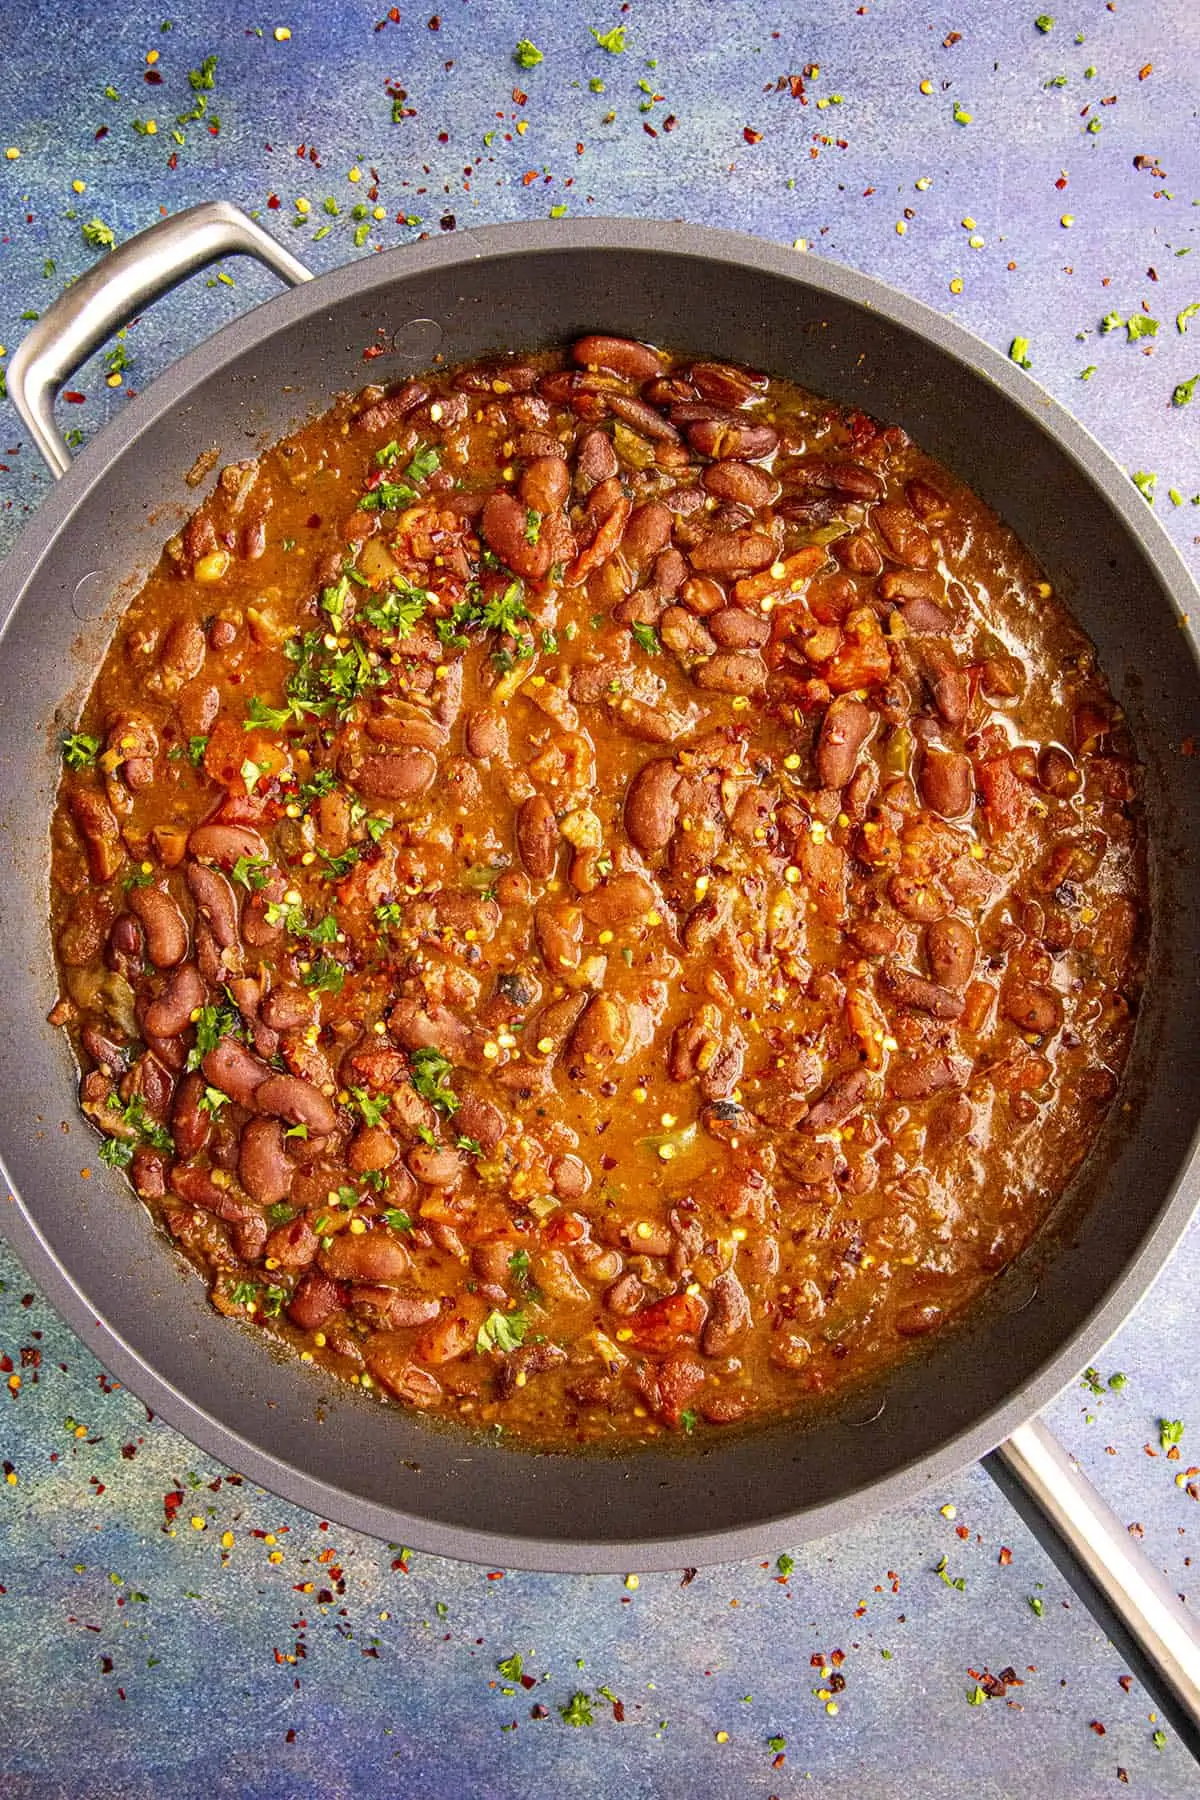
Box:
7;201;313;479
986;1416;1200;1759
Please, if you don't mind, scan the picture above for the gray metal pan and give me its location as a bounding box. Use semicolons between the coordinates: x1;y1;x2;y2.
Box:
2;203;1198;1746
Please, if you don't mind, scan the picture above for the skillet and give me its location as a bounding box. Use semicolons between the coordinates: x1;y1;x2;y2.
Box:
2;202;1199;1746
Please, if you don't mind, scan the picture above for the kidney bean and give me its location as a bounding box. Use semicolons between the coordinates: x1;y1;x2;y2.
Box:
816;695;873;789
688;530;776;579
807;1067;870;1130
1002;982;1062;1035
625;758;681;858
185;861;239;949
564;494;630;586
287;1271;344;1331
188;821;270;866
607;392;679;442
391;1003;475;1070
572;334;664;381
57;891;114;968
464;708;507;762
128;885;189;969
202;1037;271;1107
415;1299;484;1365
873;503;934;569
888;1052;972;1100
130;1146;168;1199
605;1271;645;1315
689;361;766;406
518;454;570;515
478;490;551;580
320;1230;410;1288
919;747;974;819
932;669;970;730
517;793;560;880
258;988;313;1036
661;607;717;660
345;747;437;802
694;650;768;694
707;607;771;650
144;962;205;1039
363;1341;443;1406
263;1213;317;1273
926;916;976;990
580;871;656;927
700;1268;751;1357
629;1290;706;1353
700;461;778;508
906;476;950;520
255;1073;337;1136
686;417;779;460
68;786;125;883
455;1092;506;1155
343;1125;396;1175
237;1116;293;1206
895;1303;944;1337
1038;744;1077;796
158;616;206;692
834;533;884;577
407;1143;463;1188
882;962;965;1020
570;994;631;1066
351;1286;442;1331
621;501;673;566
574;428;618;487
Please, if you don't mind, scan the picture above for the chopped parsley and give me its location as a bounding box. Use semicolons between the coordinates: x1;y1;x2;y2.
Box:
513;39;543;68
476;1309;529;1354
186;734;209;766
1173;374;1198;407
261;1284;288;1317
776;1553;794;1577
1178;302;1200;334
590;24;626;52
1029;1595;1045;1616
409;1046;459;1117
383;1208;414;1234
1100;311;1124;335
198;1086;229;1116
317;846;361;880
680;1409;697;1434
299;769;338;801
523;508;542;545
350;1086;389;1127
185;1001;242;1071
508;1248;533;1290
81;217;116;250
228;1280;259;1308
104;1093;174;1154
188;52;217;89
301;953;346;995
99;1136;134;1169
496;1651;524;1681
1008;336;1032;369
1126;315;1159;342
62;731;101;769
1079;365;1097;381
375;901;404;931
1160;1418;1184;1449
1131;470;1157;503
362;575;433;638
559;1691;595;1727
631;621;661;655
230;855;269;891
1035;13;1054;30
934;1555;966;1591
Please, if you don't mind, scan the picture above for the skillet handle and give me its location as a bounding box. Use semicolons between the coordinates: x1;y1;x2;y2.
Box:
986;1417;1200;1758
7;200;313;479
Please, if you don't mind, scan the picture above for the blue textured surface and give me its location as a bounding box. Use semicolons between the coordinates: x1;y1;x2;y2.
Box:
2;2;1199;1793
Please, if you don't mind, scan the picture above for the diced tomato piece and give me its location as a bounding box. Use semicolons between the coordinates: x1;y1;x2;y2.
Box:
976;754;1032;834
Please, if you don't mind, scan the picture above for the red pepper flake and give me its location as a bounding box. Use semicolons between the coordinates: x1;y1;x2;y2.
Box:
95;126;108;140
163;1488;184;1525
788;74;806;100
998;1546;1013;1566
286;1729;297;1744
512;88;527;106
267;193;281;209
100;1656;113;1673
643;123;658;138
428;13;440;27
63;392;86;405
167;152;178;170
487;1570;505;1580
680;1567;697;1586
743;126;763;144
1118;1674;1133;1692
521;169;538;186
663;115;677;131
1139;63;1153;79
1055;174;1069;190
144;69;163;85
1090;1719;1106;1736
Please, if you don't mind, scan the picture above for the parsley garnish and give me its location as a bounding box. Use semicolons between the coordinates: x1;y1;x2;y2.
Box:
497;1651;525;1680
559;1691;595;1727
383;1208;414;1233
230;855;269;891
318;846;361;880
185;1001;242;1071
1178;302;1200;334
1008;336;1032;369
1173;374;1198;407
99;1136;133;1168
299;769;338;800
934;1555;966;1591
476;1309;529;1353
261;1284;288;1317
62;731;101;769
1160;1418;1184;1449
631;621;661;655
680;1409;697;1434
188;52;217;90
590;24;626;53
1100;311;1124;335
362;575;433;638
1127;315;1159;342
409;1046;459;1117
187;734;209;766
302;953;346;994
375;901;404;931
1132;470;1157;503
523;508;542;545
350;1086;389;1127
776;1553;794;1577
198;1086;229;1116
514;39;543;68
81;217;116;250
228;1280;258;1308
103;1093;174;1154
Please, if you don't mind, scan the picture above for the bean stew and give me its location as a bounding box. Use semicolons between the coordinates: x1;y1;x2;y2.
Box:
49;336;1146;1445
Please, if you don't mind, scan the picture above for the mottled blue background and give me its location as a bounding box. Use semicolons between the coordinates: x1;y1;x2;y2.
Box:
2;2;1199;1794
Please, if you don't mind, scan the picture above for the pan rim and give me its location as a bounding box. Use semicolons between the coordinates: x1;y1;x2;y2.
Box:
2;213;1198;1572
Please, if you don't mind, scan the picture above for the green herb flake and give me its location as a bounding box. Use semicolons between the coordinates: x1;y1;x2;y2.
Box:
188;53;217;90
590;24;626;53
679;1409;697;1434
350;1086;389;1128
1173;374;1199;407
1153;1729;1168;1752
514;39;543;68
497;1651;524;1680
98;1137;134;1169
1009;336;1032;369
198;1086;229;1117
776;1553;794;1577
1132;470;1157;503
62;731;102;769
1079;365;1097;380
1108;1371;1129;1391
185;1001;242;1071
81;217;116;250
1035;13;1054;30
1160;1418;1184;1449
409;1045;459;1117
301;953;345;995
966;1684;988;1706
1029;1594;1045;1615
1100;311;1125;334
476;1309;529;1354
383;1208;413;1234
1178;303;1200;334
559;1691;595;1727
952;102;973;125
631;621;661;654
935;1555;966;1592
1127;315;1159;342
